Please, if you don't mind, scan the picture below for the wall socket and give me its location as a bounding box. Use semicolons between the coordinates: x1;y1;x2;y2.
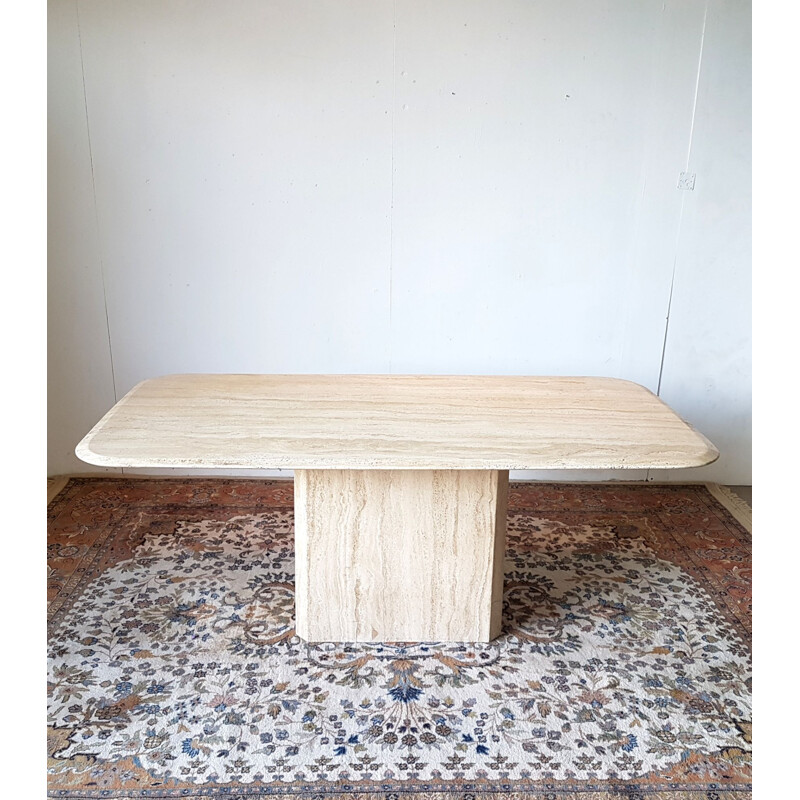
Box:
677;171;696;190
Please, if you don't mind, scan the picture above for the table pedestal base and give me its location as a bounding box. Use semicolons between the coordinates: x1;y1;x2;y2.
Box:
294;469;508;643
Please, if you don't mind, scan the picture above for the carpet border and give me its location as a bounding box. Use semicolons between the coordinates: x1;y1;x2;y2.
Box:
46;792;753;799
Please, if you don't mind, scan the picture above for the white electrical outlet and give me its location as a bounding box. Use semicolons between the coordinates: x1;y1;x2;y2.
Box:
677;171;696;190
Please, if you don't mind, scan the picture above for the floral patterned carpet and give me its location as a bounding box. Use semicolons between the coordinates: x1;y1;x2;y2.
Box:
47;478;751;799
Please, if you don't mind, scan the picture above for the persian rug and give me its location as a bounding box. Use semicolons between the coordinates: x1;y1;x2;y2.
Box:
48;478;752;799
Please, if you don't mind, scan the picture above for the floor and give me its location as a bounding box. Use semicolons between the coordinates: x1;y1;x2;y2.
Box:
727;485;752;505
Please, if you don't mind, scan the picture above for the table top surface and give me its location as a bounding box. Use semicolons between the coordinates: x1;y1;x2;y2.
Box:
75;374;718;471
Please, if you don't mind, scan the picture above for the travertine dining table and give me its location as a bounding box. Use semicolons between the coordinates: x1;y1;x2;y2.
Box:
76;374;718;643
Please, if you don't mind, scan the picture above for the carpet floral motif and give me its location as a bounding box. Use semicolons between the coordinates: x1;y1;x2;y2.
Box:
47;479;751;797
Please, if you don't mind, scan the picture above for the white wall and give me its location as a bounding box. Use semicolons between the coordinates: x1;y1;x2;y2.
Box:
48;0;751;484
48;0;117;475
651;0;751;484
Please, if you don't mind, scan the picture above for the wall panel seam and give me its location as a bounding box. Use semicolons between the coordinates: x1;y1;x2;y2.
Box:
75;0;119;413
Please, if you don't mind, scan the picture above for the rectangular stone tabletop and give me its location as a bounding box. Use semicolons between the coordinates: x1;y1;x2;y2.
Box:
76;373;718;471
